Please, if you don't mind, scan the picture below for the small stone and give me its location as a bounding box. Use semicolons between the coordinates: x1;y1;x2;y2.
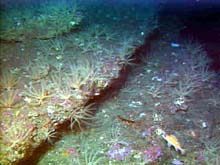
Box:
170;42;180;47
139;112;146;118
154;102;161;107
202;122;207;128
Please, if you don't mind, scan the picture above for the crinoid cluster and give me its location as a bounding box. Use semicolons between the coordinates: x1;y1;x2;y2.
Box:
165;41;215;105
49;57;98;104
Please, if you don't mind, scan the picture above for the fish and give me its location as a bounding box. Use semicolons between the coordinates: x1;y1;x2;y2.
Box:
117;115;141;127
161;133;186;155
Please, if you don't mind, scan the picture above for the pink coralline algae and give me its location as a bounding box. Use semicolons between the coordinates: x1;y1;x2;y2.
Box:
195;152;206;163
142;146;162;163
65;148;79;157
106;142;133;161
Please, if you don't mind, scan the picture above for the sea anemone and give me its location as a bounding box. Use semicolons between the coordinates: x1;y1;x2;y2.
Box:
69;104;94;130
66;58;94;90
22;81;52;106
0;90;20;109
0;69;19;90
25;58;50;81
43;129;58;145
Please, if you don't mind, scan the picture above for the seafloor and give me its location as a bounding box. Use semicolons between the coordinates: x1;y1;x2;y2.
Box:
0;1;220;165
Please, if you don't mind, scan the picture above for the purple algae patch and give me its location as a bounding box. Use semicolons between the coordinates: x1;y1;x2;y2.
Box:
106;142;133;161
